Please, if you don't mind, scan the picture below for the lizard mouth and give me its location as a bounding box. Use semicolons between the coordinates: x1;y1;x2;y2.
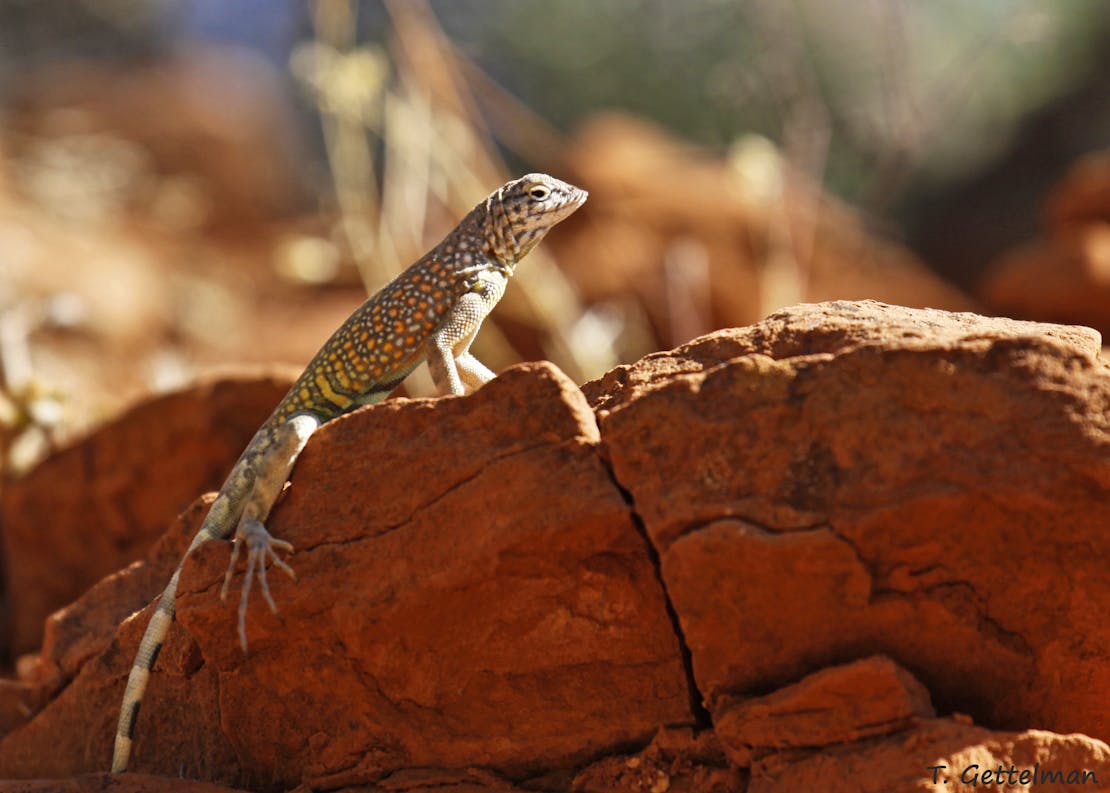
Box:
556;187;588;219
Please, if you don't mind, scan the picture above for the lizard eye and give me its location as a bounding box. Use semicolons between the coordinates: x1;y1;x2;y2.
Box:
528;184;550;201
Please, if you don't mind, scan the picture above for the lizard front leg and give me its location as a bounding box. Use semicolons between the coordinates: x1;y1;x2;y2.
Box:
427;288;503;395
219;412;320;650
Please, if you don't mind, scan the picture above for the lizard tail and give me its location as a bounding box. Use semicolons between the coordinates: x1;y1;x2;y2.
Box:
111;507;234;772
111;566;180;772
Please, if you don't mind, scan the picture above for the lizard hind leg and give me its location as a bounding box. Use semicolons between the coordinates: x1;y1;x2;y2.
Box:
217;412;318;652
220;515;296;651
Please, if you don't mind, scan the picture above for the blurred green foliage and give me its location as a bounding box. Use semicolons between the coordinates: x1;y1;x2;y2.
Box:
432;0;1110;206
2;0;1108;218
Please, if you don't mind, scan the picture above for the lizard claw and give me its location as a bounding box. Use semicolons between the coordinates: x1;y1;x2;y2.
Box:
219;516;296;652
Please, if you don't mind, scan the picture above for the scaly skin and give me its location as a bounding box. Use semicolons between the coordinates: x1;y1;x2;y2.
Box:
111;173;587;773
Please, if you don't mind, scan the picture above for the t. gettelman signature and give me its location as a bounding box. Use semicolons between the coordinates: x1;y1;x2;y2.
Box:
928;763;1099;786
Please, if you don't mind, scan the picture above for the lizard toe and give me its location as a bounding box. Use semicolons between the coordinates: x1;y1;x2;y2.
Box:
226;516;297;651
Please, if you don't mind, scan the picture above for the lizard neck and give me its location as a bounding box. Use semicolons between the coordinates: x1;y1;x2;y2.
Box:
482;188;521;270
440;202;516;277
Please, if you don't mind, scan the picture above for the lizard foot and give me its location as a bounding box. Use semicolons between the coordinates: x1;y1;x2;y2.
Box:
219;516;296;651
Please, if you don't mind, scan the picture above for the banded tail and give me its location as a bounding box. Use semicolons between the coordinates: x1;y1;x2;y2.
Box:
111;481;244;772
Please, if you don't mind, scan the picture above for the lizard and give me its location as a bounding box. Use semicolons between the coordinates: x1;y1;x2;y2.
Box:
111;173;587;773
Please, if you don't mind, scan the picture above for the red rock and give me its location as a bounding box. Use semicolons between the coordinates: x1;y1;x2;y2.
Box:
0;769;518;793
345;767;527;791
0;775;249;793
982;150;1110;334
1046;151;1110;235
596;301;1110;740
0;498;215;736
584;298;1101;414
715;656;933;766
748;719;1110;793
5;301;1110;791
573;726;744;793
0;679;45;737
981;230;1110;335
1;373;295;657
0;363;690;788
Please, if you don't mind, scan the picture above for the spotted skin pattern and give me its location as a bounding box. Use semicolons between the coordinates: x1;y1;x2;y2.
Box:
111;174;587;773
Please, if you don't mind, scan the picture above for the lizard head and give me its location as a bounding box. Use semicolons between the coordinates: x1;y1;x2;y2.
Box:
484;173;588;266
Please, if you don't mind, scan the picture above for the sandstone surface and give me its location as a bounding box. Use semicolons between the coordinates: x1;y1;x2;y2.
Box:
2;301;1108;792
2;373;295;657
595;301;1110;740
0;365;688;789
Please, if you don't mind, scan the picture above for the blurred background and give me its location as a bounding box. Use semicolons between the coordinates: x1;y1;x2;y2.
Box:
0;0;1108;472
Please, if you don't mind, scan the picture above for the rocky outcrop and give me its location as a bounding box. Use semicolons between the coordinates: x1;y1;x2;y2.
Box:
1;373;295;658
592;300;1110;740
713;656;935;766
1;300;1109;792
0;365;689;787
0;778;252;793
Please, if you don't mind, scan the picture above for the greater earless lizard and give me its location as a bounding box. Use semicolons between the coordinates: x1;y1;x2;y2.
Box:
111;173;587;772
